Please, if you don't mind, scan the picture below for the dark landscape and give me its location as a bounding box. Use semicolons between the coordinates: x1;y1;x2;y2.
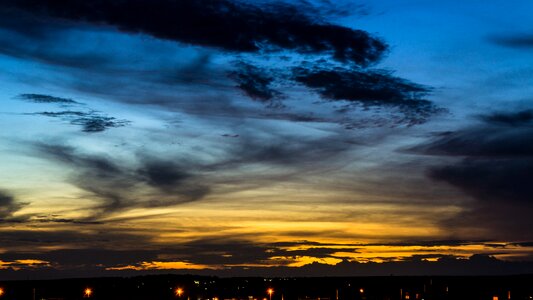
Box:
2;275;533;300
1;0;533;294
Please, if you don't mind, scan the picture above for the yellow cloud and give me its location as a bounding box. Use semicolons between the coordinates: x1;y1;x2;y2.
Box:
107;261;215;271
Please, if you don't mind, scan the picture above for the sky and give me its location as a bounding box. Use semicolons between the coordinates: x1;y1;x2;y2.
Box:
1;0;533;279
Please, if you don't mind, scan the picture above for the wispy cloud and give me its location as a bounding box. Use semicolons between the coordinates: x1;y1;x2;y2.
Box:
18;93;130;133
18;93;79;104
33;142;210;219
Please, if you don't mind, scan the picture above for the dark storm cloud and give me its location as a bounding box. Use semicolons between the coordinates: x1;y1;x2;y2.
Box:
1;0;387;66
490;34;533;49
18;93;79;104
228;62;282;105
413;109;533;239
33;143;210;218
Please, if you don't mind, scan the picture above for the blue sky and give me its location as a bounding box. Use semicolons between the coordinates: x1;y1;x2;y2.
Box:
1;0;533;278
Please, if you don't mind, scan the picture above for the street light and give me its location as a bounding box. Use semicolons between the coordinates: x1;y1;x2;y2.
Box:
175;287;184;297
267;288;274;300
0;287;4;297
84;288;93;298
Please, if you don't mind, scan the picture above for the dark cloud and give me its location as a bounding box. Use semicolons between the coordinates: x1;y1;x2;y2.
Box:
513;242;533;247
228;62;282;106
2;0;387;66
31;215;103;225
259;112;326;123
366;240;485;247
412;110;533;157
0;190;26;221
429;159;533;205
138;161;190;188
70;114;130;133
2;248;158;267
1;232;532;277
293;66;441;125
293;66;429;103
480;109;533;126
173;239;353;266
0;2;438;130
18;93;79;104
0;229;150;250
32;111;130;133
296;0;371;18
413;109;533;239
490;34;533;49
415;130;533;158
34;143;210;219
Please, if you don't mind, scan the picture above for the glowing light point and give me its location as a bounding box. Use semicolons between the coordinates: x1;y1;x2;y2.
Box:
84;288;93;298
175;287;184;297
267;288;274;300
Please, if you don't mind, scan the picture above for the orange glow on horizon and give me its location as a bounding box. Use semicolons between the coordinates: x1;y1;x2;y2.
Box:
107;260;214;271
